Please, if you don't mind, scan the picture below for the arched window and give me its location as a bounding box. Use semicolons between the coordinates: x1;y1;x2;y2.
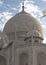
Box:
19;53;28;65
34;39;38;43
37;52;46;65
24;37;32;44
0;55;6;65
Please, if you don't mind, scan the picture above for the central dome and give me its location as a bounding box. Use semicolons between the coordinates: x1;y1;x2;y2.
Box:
3;6;43;38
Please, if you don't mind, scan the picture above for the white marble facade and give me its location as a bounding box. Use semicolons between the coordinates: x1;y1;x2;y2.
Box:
0;4;46;65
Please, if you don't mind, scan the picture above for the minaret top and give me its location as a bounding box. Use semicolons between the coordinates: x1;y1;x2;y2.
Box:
22;2;24;11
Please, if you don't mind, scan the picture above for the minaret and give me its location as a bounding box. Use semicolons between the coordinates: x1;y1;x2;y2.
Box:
22;2;24;11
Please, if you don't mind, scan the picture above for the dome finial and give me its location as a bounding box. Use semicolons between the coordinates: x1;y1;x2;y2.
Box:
22;2;24;11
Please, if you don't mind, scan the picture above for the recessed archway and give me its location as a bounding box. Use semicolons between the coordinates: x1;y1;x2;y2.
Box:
0;55;6;65
37;52;46;65
19;52;28;65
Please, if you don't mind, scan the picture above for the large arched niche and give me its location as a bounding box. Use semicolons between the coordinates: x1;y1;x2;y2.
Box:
37;52;46;65
0;55;7;65
19;52;28;65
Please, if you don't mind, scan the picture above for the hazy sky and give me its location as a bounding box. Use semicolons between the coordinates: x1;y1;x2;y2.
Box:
0;0;46;43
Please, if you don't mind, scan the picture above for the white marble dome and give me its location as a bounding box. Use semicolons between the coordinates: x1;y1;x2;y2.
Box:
3;9;43;38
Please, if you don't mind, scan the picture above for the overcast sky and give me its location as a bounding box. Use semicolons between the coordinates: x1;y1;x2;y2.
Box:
0;0;46;43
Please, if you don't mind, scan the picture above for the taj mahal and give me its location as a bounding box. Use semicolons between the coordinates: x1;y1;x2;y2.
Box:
0;3;46;65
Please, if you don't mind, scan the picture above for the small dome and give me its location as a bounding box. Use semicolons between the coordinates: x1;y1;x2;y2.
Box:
3;10;43;38
0;32;9;48
26;30;41;37
33;30;41;37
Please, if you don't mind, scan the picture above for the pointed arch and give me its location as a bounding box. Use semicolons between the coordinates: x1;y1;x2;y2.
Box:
19;52;28;65
37;52;46;65
0;55;6;65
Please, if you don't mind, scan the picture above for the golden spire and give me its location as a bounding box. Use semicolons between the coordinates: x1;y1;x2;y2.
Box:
22;2;24;11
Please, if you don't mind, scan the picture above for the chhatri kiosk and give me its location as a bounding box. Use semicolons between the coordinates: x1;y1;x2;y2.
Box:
0;3;46;65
